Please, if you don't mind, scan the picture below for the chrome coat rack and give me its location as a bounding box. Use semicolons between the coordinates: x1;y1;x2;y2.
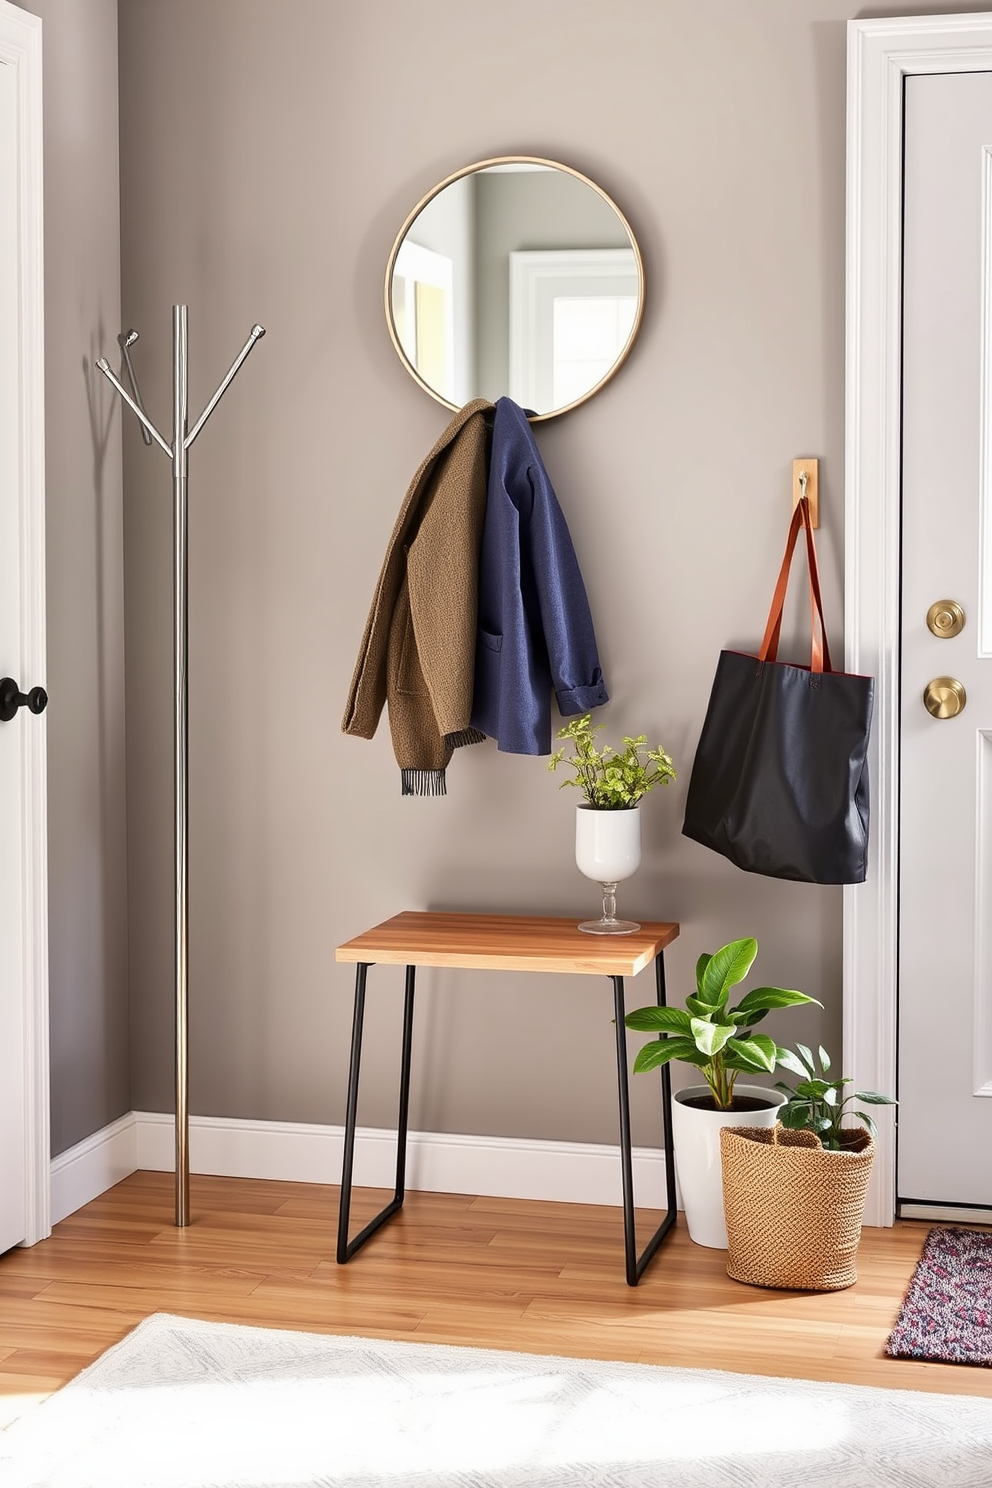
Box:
97;307;265;1226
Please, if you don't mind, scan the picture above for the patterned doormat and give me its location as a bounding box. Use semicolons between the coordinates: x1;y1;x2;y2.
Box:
886;1227;992;1366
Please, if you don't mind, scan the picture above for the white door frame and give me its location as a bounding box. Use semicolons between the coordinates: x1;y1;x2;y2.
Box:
0;1;49;1246
845;13;992;1227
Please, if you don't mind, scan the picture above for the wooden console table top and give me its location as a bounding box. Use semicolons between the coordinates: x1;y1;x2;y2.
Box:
335;911;680;978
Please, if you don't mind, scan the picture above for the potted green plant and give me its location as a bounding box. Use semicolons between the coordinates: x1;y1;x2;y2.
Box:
719;1045;896;1290
774;1043;897;1147
624;937;821;1247
549;715;675;935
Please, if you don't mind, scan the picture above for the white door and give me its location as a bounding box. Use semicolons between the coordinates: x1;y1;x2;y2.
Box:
0;50;27;1254
899;71;992;1215
0;2;47;1252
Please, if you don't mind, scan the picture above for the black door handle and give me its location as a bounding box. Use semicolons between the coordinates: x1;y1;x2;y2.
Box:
0;677;48;723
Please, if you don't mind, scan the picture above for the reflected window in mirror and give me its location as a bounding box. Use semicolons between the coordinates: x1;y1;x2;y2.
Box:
385;157;644;420
509;247;638;410
391;241;456;402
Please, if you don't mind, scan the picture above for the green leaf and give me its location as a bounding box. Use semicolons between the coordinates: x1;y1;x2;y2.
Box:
854;1111;879;1138
725;1034;776;1072
794;1043;817;1076
690;1018;735;1056
823;1086;838;1106
818;1045;831;1073
775;1047;809;1078
733;985;822;1015
632;1037;707;1074
780;1104;813;1129
747;1032;779;1065
727;1007;767;1027
699;938;758;1008
694;953;712;997
854;1090;898;1105
624;1006;692;1034
685;994;711;1019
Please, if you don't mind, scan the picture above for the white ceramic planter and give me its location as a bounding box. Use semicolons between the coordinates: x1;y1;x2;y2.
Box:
575;804;641;881
672;1083;787;1248
575;805;642;934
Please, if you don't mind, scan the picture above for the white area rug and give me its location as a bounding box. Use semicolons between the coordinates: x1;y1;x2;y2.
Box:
2;1312;992;1487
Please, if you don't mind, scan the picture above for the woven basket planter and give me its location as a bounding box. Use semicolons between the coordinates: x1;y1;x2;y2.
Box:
719;1123;875;1291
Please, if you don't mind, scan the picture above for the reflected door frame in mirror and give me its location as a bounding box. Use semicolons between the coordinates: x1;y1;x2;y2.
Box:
384;155;645;421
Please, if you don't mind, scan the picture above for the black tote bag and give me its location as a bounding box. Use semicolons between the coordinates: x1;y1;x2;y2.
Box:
682;498;874;884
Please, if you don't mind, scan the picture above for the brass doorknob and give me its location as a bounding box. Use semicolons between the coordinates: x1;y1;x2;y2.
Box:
926;599;966;638
923;676;967;718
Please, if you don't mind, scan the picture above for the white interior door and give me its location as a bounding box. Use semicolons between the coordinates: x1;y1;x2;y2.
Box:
899;71;992;1216
0;1;48;1251
0;48;26;1255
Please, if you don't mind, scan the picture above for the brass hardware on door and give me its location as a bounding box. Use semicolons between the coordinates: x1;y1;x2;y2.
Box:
923;676;967;718
926;599;966;638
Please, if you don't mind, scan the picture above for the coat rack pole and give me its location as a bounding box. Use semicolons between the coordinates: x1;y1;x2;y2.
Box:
173;305;191;1226
96;307;265;1227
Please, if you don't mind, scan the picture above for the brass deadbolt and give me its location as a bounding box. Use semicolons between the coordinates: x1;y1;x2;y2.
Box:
923;676;967;719
926;599;966;638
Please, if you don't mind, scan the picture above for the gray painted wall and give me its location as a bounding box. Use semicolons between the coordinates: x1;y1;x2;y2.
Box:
20;0;129;1157
117;0;865;1153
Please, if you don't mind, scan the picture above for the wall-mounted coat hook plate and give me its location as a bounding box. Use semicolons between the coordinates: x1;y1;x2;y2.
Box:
792;457;819;527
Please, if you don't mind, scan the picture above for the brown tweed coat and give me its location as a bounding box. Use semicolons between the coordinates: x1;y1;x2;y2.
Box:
341;400;492;794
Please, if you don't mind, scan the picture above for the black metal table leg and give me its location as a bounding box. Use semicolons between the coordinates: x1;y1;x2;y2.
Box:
337;962;416;1263
611;950;678;1285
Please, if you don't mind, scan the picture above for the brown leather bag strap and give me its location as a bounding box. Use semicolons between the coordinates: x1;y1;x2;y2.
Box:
801;497;832;674
759;502;803;663
758;497;831;674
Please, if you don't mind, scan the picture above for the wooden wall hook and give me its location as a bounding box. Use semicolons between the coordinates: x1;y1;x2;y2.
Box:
792;457;819;528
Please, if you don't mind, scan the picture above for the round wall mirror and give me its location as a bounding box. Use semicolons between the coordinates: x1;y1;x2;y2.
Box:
385;156;645;421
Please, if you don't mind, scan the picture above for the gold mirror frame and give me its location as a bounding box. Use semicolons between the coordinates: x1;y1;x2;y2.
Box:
384;155;645;421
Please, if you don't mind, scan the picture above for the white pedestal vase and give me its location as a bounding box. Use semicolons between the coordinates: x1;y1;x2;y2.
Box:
671;1084;787;1248
574;804;641;934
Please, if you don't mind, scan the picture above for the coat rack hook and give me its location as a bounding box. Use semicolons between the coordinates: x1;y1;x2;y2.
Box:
96;355;172;456
117;329;153;446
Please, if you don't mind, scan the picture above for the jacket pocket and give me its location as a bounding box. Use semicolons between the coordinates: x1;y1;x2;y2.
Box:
472;629;503;735
388;584;425;698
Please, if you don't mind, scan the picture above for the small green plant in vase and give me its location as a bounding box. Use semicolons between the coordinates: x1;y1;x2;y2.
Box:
549;714;676;809
550;715;676;935
774;1044;897;1149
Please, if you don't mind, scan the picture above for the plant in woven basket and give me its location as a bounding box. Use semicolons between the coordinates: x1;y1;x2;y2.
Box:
719;1121;878;1292
774;1043;896;1150
625;937;822;1109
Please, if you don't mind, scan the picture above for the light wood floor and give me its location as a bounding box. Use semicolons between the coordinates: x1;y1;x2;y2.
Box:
1;1171;990;1416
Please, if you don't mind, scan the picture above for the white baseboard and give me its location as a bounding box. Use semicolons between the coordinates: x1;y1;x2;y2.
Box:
49;1110;673;1223
133;1111;673;1210
52;1113;675;1226
50;1111;138;1225
899;1202;992;1225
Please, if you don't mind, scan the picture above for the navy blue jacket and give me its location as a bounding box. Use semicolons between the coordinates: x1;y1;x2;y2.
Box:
470;398;609;754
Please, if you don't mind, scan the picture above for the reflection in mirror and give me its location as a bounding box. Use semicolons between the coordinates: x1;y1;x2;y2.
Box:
385;158;644;420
